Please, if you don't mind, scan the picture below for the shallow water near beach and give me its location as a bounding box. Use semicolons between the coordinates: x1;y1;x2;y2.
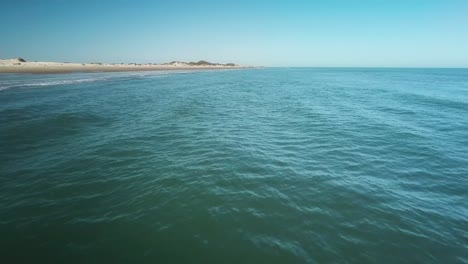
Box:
1;68;467;263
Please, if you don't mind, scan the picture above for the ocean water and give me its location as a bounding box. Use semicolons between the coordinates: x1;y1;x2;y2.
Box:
1;68;467;263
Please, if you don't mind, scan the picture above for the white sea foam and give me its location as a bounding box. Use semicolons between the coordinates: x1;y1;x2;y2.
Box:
0;71;179;91
0;77;108;91
0;70;211;91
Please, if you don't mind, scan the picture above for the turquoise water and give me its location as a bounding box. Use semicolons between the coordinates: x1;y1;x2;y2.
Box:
1;68;467;263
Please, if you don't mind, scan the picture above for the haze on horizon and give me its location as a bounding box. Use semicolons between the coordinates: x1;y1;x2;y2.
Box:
1;0;467;67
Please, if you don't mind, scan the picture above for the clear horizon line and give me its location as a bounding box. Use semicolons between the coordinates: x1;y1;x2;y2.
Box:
266;66;468;69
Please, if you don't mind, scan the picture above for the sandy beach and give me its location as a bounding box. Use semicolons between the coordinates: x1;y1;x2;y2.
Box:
0;58;250;74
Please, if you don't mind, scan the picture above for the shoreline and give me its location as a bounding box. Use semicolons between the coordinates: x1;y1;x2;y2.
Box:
0;65;253;74
0;59;255;74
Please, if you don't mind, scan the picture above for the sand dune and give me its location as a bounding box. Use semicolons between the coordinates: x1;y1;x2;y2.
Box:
0;58;250;74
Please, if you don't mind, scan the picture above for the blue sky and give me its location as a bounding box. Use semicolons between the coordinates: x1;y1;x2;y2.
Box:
1;0;467;67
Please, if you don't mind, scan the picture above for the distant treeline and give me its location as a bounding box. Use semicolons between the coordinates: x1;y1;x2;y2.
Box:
167;60;238;66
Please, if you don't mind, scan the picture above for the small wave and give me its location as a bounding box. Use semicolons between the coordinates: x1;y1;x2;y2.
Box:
0;70;213;91
0;77;113;91
0;71;177;91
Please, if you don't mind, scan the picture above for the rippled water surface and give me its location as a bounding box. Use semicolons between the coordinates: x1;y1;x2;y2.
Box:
1;68;467;263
